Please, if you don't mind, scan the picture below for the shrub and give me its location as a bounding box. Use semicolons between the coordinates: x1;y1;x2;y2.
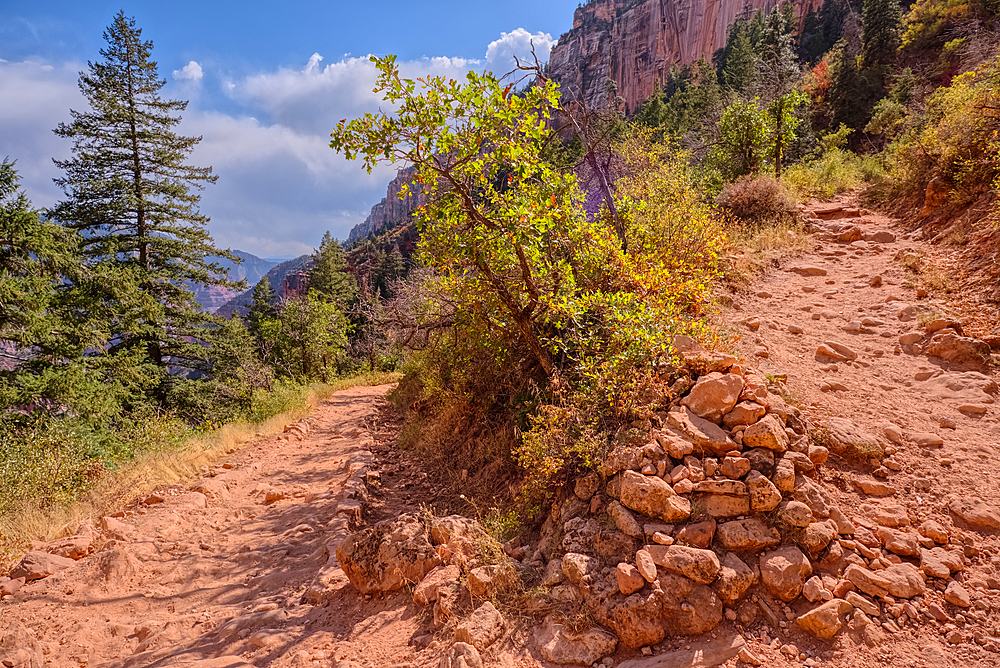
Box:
782;149;885;200
716;175;798;225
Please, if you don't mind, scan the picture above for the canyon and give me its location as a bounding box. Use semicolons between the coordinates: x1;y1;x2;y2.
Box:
547;0;822;113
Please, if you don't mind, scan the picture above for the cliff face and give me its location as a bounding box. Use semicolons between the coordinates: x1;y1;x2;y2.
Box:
548;0;822;113
346;166;423;246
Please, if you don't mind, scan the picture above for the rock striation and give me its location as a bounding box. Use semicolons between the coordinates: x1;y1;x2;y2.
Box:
547;0;822;113
346;166;424;246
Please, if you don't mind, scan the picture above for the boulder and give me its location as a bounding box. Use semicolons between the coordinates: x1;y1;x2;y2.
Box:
823;418;884;460
948;497;1000;531
844;563;924;599
796;599;854;639
877;528;919;557
335;514;442;595
746;470;782;512
723;402;766;429
719;456;752;480
607;591;665;649
778;500;813;528
619;471;691;523
467;564;510;598
716;519;781;552
675;520;716;548
646;545;720;584
9;551;76;582
454;602;505;651
944;581;971;608
681;372;745;423
617;563;646;595
696;492;750;519
413;565;461;605
440;643;483;668
608;500;644;538
760;546;812;602
667;407;738;456
658;574;724;636
713;552;756;605
927;331;991;368
40;535;93;560
635;549;657;583
741;415;789;453
615;634;746;668
801;521;838;555
533;615;617;665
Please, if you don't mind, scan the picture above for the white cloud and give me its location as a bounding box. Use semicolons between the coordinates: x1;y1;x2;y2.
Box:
172;60;203;81
0;29;560;258
485;28;555;73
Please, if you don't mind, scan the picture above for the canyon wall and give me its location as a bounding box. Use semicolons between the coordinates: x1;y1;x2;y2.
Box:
346;166;423;246
547;0;822;113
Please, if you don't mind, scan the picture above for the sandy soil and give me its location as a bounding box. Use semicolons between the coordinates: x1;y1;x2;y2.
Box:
2;196;1000;668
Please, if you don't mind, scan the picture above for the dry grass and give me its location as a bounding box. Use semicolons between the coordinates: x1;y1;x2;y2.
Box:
0;371;400;572
722;219;816;289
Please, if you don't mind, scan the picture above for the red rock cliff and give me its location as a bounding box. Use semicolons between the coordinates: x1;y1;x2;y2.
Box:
547;0;822;113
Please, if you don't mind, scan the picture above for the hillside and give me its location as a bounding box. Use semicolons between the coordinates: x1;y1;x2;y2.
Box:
214;254;312;318
346;166;423;247
190;251;278;312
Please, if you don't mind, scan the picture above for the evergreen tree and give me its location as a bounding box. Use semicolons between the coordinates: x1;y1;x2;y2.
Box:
722;22;758;93
861;0;903;68
49;12;239;399
246;276;277;334
308;231;358;309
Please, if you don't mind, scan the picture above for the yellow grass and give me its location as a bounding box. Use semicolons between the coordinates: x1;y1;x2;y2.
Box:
0;371;400;572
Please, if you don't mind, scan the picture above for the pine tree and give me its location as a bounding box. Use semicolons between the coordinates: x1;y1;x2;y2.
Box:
722;22;758;93
861;0;903;68
49;11;239;397
0;159;120;416
246;276;278;334
308;231;357;309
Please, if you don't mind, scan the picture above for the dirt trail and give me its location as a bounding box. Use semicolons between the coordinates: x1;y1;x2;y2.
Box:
0;385;456;668
3;197;1000;668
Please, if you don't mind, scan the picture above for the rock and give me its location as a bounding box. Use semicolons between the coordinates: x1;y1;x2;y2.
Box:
430;515;481;546
467;565;509;599
772;458;795;493
744;447;775;475
0;577;25;596
797;599;854;639
870;503;910;527
658;573;724;636
716;519;780;552
574;473;601;501
745;470;782;512
823;418;884;460
607;591;664;649
927;331;991;368
541;558;566;587
100;516;133;540
948;497;1000;531
944;581;972;608
910;432;944;448
788;265;828;276
454;602;505;651
845;591;880;617
697;493;750;519
713;552;755;605
681;350;738;375
723;402;766;429
0;622;42;668
877;528;919;557
741;415;789;453
561;552;596;583
440;642;483;668
533;614;617;665
617;563;646;595
635;549;658;584
853;479;896;496
801;521;838;555
778;500;813;528
9;551;76;581
192;477;229;502
919;520;949;544
899;331;924;345
829;507;856;535
681;372;745;423
667;407;738;456
802;576;827;602
335;514;442;595
816;344;850;361
40;535;93;560
656;430;695;459
719;456;752;480
674;520;716;548
692;480;746;495
845;563;925;599
413;565;461;605
619;471;692;523
647;544;720;584
760;546;812;602
608;500;644;539
616;633;746;668
920;548;956;579
808;445;829;464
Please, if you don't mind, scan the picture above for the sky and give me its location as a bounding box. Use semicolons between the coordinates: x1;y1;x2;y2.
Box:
0;1;580;259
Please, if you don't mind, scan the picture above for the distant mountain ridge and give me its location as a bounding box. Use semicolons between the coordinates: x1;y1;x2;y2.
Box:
215;254;313;319
190;250;278;312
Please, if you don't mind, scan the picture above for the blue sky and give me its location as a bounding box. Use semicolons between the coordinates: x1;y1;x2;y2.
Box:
0;1;580;258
